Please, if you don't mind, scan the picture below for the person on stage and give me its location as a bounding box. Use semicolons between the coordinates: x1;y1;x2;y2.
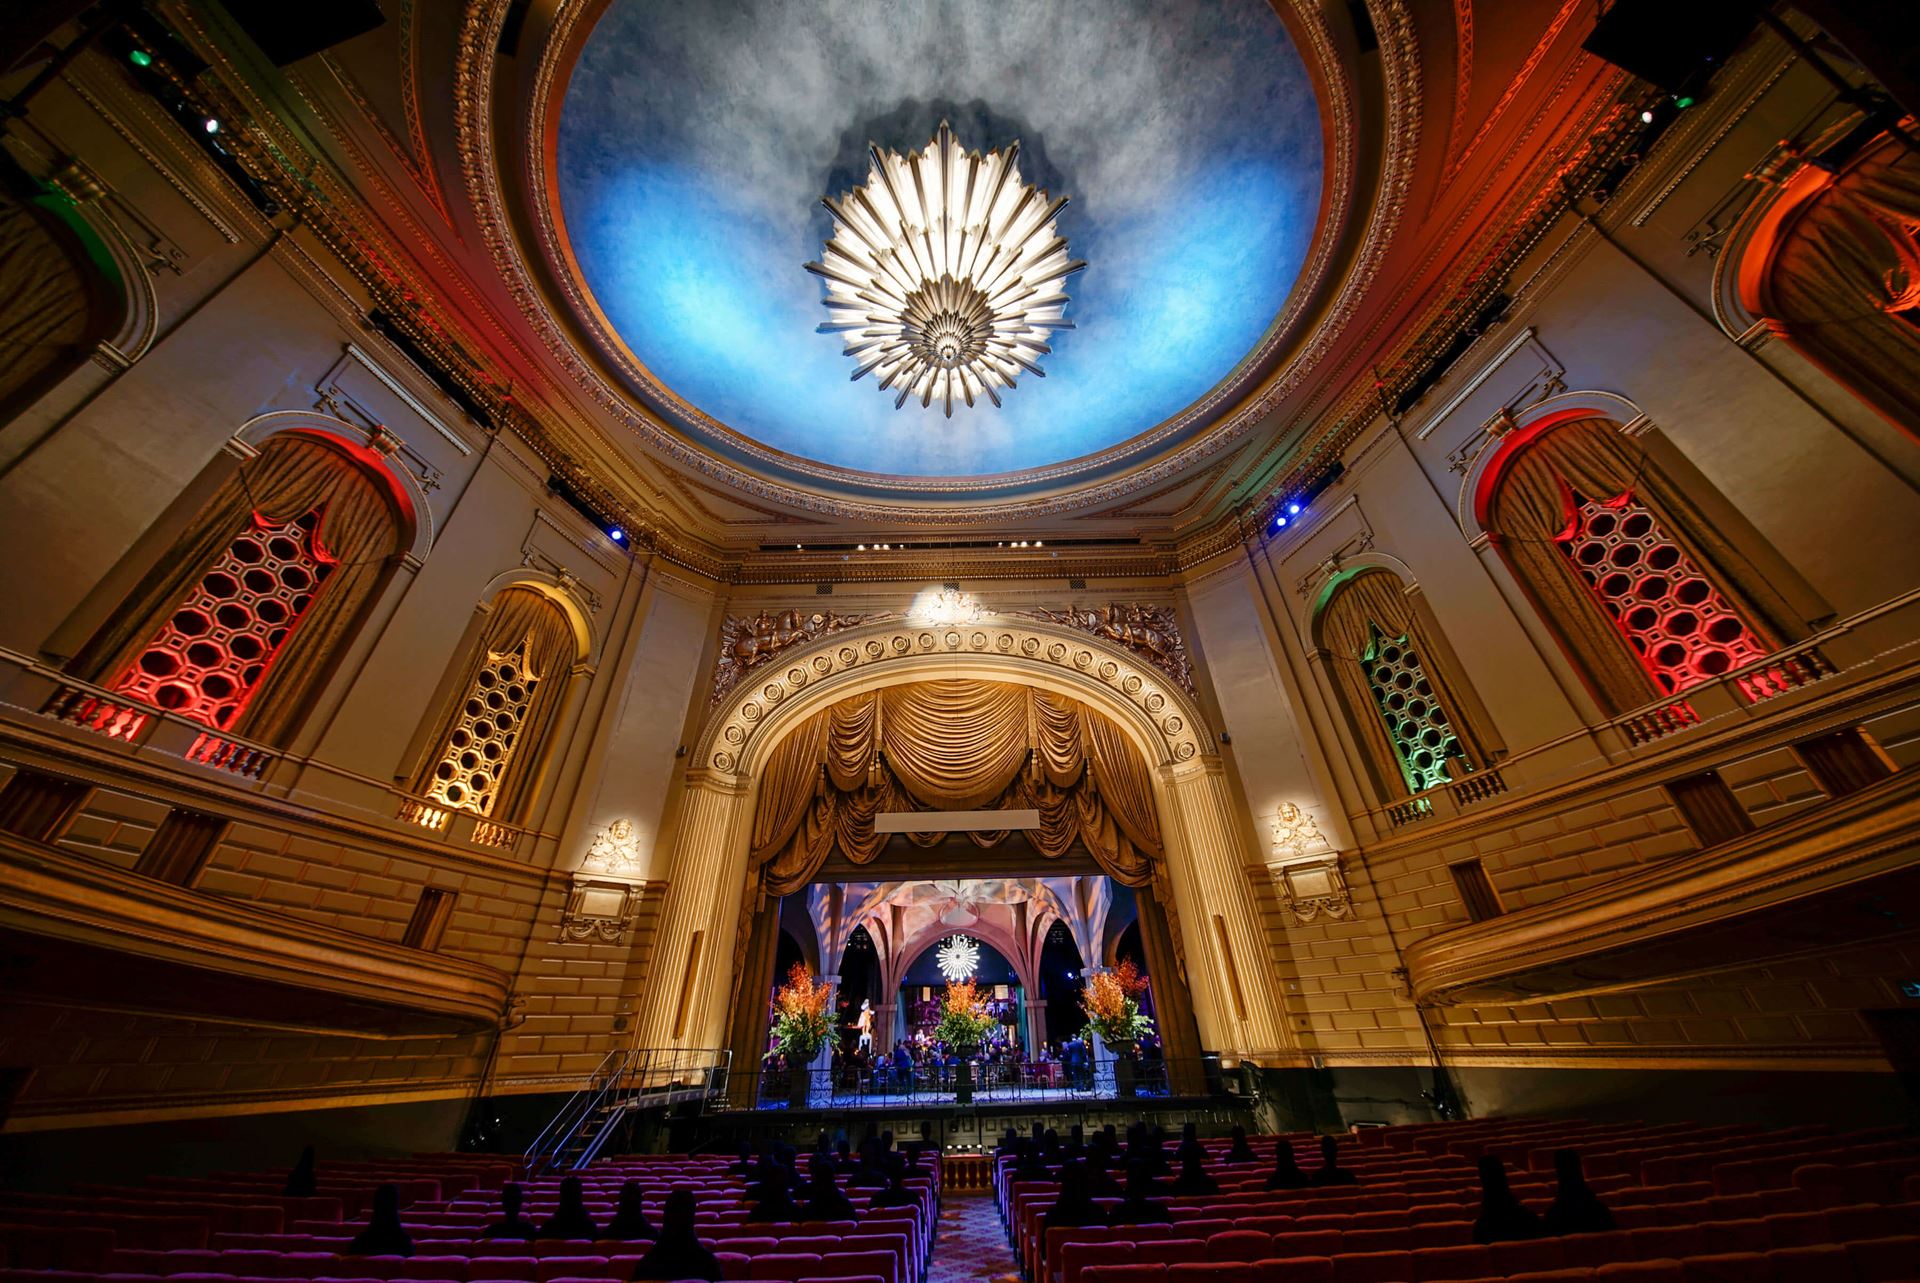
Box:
852;998;875;1053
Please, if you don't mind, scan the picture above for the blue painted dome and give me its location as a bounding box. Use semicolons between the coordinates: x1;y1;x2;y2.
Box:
556;0;1323;479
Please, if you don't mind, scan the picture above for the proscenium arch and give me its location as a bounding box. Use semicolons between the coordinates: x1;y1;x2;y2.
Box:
634;617;1298;1068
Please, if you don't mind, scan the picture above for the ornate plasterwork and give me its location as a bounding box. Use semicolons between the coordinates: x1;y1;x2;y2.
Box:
580;818;644;874
710;608;872;705
695;618;1210;776
1270;853;1354;924
559;876;646;943
449;0;1420;523
1027;604;1196;695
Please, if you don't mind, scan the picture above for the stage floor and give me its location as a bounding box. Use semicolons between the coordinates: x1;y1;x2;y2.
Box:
740;1074;1171;1111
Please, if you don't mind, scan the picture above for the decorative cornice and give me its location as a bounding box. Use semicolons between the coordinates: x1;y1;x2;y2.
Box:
1023;603;1196;696
709;607;878;706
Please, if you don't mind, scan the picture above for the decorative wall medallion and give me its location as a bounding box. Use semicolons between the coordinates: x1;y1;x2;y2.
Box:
1270;802;1329;859
710;608;869;704
559;876;646;943
1270;853;1353;924
1027;604;1197;694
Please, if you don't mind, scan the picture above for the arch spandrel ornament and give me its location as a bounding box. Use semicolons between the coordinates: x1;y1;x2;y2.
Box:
693;618;1214;778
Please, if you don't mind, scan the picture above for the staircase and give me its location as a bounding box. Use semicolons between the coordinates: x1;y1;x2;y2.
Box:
524;1046;732;1173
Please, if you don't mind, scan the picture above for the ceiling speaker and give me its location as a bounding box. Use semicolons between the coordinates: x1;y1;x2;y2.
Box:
1581;0;1763;94
218;0;386;66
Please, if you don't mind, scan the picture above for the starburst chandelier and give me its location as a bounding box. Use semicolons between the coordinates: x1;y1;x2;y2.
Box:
936;934;981;983
807;123;1084;417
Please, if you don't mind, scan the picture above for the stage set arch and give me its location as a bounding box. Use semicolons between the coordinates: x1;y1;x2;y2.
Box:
627;617;1296;1097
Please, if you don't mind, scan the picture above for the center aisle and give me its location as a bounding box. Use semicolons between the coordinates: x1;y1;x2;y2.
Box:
930;1189;1022;1283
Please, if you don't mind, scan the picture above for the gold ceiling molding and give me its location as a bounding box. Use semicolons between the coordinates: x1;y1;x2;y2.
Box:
452;0;1423;523
693;618;1213;778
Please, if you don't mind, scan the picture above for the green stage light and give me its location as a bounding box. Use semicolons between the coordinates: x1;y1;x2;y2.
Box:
128;49;153;67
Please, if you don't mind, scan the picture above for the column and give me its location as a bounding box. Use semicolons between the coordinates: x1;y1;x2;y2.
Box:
1025;998;1049;1057
1157;757;1295;1062
723;887;781;1107
631;770;757;1058
1136;883;1205;1094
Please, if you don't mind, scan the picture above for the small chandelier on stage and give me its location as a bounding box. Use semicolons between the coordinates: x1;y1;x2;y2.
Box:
935;934;982;983
807;123;1085;417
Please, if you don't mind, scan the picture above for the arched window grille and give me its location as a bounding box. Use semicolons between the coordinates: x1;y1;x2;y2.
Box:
406;587;578;825
1317;568;1497;802
1484;416;1806;715
68;434;404;744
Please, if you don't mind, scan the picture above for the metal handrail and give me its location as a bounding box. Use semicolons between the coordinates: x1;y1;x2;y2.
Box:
524;1047;735;1173
523;1047;633;1173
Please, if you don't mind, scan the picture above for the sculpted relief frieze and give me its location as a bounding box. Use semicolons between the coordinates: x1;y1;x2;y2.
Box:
1027;603;1196;695
710;608;875;704
707;601;1200;707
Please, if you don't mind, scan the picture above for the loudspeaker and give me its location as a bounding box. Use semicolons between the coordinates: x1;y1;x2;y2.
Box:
218;0;387;66
1581;0;1764;94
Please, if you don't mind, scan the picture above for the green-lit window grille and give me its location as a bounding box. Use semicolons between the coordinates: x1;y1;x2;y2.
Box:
1361;625;1461;794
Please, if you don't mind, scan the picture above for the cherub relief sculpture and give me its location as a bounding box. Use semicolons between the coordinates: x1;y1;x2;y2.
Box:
709;607;867;704
1030;603;1196;694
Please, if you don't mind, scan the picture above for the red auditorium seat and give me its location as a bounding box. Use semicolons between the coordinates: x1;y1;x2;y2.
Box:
1332;1248;1411;1283
1590;1261;1685;1283
746;1252;824;1281
1168;1263;1258;1283
1207;1231;1273;1262
1764;1242;1851;1283
1410;1244;1491;1281
1141;1242;1209;1267
1845;1236;1920;1282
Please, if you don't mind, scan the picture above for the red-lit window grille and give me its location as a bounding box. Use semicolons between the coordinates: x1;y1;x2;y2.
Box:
1556;490;1770;696
112;509;336;730
423;640;540;817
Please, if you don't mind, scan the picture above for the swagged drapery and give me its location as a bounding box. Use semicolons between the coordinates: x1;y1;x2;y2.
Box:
1486;417;1804;716
70;434;403;745
404;587;579;825
0;188;115;424
1762;137;1920;439
1318;568;1493;801
750;680;1162;894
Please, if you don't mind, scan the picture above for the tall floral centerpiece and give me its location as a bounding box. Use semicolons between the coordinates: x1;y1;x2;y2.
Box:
766;963;833;1106
1079;960;1155;1097
934;979;997;1103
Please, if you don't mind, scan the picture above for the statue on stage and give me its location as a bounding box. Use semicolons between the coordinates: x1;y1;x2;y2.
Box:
852;998;875;1052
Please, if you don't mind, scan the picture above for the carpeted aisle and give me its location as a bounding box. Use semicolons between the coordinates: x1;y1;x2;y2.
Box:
930;1189;1022;1283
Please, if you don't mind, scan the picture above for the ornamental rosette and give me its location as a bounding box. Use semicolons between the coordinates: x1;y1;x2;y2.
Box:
807;123;1084;417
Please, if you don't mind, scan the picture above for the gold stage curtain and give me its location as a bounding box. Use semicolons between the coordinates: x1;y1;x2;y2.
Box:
1486;417;1806;716
69;434;403;745
0;190;116;425
1319;568;1493;800
403;586;579;825
750;679;1162;893
1763;137;1920;440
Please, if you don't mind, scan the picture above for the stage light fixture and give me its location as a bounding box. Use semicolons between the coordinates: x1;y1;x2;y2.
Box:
203;117;221;134
608;527;625;543
128;49;153;67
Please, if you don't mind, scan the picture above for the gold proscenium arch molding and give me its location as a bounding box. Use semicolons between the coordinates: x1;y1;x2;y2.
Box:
695;617;1211;777
635;617;1299;1068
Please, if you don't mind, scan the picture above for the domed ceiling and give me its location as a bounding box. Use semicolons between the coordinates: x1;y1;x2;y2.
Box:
552;0;1323;482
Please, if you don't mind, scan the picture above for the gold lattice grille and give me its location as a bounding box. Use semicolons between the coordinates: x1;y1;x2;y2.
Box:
1361;626;1460;794
424;639;540;816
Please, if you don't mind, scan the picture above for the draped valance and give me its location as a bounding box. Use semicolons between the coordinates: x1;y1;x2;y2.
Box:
749;680;1162;893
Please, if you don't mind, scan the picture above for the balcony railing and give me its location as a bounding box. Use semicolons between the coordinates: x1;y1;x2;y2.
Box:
1354;589;1918;840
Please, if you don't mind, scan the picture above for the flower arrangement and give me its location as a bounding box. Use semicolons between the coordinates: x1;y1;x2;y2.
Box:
933;979;998;1052
766;963;834;1063
1079;959;1155;1052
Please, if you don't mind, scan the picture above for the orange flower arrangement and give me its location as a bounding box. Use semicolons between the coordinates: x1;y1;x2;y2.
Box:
767;962;834;1061
1079;959;1154;1051
934;978;998;1050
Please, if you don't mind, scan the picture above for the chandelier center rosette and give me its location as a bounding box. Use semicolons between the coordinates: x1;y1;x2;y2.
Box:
807;123;1085;417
